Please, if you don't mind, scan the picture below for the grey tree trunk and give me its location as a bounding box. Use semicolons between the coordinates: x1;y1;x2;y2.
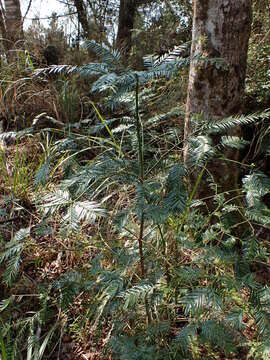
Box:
184;0;252;199
4;0;24;54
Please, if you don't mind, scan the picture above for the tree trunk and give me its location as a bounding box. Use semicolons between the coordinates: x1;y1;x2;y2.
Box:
4;0;24;53
73;0;89;39
0;1;7;40
116;0;138;57
184;0;252;200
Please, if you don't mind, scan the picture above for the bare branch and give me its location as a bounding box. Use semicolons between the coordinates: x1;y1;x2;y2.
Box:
22;0;32;22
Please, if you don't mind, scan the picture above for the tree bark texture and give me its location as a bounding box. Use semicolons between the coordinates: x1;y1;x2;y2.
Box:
0;2;7;48
116;0;137;57
73;0;90;39
4;0;24;51
184;0;252;199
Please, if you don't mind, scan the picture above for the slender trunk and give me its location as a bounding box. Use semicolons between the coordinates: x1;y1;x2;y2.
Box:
4;0;24;53
116;0;137;57
0;0;7;41
73;0;89;39
0;4;7;51
184;0;252;200
77;18;80;49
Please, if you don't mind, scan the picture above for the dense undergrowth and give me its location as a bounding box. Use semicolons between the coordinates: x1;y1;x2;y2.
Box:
0;38;270;360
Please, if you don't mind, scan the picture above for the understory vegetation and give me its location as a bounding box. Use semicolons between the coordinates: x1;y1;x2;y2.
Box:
1;5;270;360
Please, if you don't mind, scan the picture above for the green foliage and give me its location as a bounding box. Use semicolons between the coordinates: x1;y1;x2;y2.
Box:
0;142;34;198
1;39;270;360
0;228;30;285
35;40;191;110
247;40;270;106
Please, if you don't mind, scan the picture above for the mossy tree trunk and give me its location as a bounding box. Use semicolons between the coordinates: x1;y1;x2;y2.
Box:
184;0;252;200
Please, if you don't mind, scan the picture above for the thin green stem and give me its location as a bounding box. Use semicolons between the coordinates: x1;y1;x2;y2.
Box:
135;75;151;324
90;101;123;157
135;74;145;279
135;75;144;182
157;224;171;283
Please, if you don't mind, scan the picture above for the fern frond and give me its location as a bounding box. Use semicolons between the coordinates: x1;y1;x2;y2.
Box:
139;58;190;83
225;309;245;331
84;40;122;69
163;164;187;213
119;283;157;309
0;128;33;144
63;200;106;231
143;42;190;69
251;287;270;337
248;340;270;360
34;161;50;186
245;206;270;226
200;320;238;354
181;288;223;316
174;323;198;355
0;297;14;313
220;136;250;150
243;171;270;206
243;237;263;261
0;228;30;285
34;63;110;78
187;135;215;166
205;110;270;135
38;189;70;215
53;271;83;310
91;72;118;93
254;308;270;337
113;210;130;232
144;107;184;129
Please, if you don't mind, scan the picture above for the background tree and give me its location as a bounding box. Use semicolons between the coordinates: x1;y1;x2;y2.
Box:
61;0;192;62
116;0;154;57
0;1;7;47
73;0;89;38
116;0;138;55
3;0;24;55
184;0;253;199
71;0;116;44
